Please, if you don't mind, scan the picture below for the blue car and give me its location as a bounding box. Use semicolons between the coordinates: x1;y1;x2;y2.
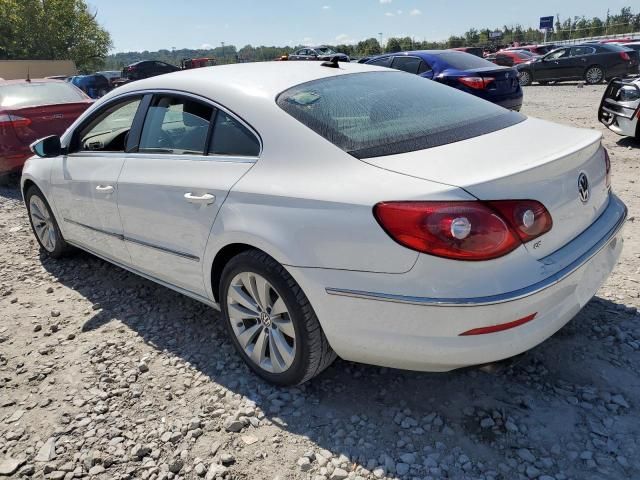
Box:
363;50;523;111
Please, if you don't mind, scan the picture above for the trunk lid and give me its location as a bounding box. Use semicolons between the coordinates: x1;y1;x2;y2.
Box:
9;102;91;145
364;117;609;259
473;67;520;94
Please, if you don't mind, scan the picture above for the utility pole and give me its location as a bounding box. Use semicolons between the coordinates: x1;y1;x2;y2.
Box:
221;42;225;63
378;32;383;47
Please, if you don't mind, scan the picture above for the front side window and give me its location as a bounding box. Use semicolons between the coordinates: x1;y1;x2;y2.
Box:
277;71;524;159
139;96;213;155
391;56;423;74
76;97;142;152
546;49;569;60
209;111;260;157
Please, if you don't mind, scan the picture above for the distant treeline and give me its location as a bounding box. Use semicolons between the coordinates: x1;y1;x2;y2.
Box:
103;7;640;69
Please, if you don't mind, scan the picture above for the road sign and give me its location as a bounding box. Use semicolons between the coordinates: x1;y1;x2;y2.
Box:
539;16;554;30
489;31;503;39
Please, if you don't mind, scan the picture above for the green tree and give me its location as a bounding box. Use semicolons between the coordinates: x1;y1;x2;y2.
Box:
0;0;112;72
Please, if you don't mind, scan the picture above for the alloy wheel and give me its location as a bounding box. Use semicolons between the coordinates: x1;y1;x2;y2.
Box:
518;71;531;86
29;195;56;252
585;67;603;84
226;272;296;373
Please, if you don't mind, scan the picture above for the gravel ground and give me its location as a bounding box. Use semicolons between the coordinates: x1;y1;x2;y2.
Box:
1;83;639;480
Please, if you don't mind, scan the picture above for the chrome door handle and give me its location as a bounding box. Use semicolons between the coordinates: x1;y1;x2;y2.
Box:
184;192;216;205
96;185;114;194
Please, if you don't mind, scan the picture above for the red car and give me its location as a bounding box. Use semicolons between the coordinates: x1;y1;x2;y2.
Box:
487;50;535;67
0;79;92;180
504;45;555;56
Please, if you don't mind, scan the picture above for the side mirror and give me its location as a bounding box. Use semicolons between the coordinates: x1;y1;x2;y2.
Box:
30;135;62;158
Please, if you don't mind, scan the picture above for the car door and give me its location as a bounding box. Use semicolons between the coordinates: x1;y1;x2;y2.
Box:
115;93;260;296
50;94;147;264
570;46;597;77
537;48;572;80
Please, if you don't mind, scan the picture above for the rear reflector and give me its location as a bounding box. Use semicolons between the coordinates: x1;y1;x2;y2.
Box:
459;313;537;336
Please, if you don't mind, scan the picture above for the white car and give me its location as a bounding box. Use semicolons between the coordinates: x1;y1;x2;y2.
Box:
599;77;640;139
22;62;626;385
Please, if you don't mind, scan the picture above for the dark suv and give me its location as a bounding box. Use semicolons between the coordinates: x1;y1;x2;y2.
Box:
517;43;639;86
122;61;181;82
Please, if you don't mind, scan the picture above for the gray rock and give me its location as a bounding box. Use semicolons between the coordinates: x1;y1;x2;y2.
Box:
169;459;184;473
396;463;410;475
205;463;228;480
399;453;416;464
297;457;312;471
224;419;244;432
88;465;105;476
0;457;25;476
220;453;235;466
195;463;207;476
35;437;56;462
480;417;495;428
330;468;348;480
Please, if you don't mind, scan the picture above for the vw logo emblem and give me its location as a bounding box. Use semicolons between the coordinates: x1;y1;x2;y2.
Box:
578;173;590;203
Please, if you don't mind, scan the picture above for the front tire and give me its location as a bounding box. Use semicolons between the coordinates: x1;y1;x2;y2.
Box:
585;65;605;85
220;250;336;385
25;185;73;258
518;70;532;86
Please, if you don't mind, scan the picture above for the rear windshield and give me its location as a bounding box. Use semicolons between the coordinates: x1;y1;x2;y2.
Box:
439;52;500;70
0;82;86;108
277;71;524;159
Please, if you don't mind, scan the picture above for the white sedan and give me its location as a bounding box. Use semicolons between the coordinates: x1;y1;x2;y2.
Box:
22;62;626;385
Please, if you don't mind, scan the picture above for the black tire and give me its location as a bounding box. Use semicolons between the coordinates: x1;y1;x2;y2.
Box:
25;185;73;258
220;249;336;385
585;65;605;85
518;70;532;86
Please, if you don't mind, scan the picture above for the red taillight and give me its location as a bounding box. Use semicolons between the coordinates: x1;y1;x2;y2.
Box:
619;52;631;61
459;313;537;336
373;200;552;261
458;76;494;89
486;200;553;242
0;113;32;129
604;148;611;190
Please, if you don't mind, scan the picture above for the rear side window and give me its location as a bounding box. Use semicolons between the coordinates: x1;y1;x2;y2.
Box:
209;111;260;157
437;52;499;70
391;56;423;74
366;56;393;68
277;71;524;159
571;46;595;56
139;95;213;155
0;82;86;108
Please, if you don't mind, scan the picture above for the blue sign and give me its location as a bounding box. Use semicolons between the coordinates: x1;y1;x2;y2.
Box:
539;16;554;30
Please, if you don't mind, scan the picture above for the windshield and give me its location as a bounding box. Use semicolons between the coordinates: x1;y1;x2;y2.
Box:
315;47;336;55
277;71;524;159
437;52;501;70
0;82;87;108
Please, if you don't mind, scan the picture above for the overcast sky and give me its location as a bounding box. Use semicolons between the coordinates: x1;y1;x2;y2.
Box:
88;0;630;52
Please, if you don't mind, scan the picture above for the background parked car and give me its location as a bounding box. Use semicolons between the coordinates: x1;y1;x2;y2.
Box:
121;60;181;82
288;46;350;62
364;50;523;111
450;47;484;58
68;74;111;99
0;79;91;181
96;70;124;87
598;77;640;139
517;43;639;86
503;45;556;56
487;50;536;67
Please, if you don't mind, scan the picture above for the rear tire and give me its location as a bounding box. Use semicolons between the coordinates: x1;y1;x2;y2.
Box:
518;70;532;86
220;249;336;385
585;65;605;85
25;185;73;258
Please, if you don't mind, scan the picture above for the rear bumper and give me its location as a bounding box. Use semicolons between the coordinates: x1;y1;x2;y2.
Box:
290;195;626;371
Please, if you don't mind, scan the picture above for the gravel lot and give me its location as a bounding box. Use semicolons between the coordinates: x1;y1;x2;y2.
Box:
1;83;639;480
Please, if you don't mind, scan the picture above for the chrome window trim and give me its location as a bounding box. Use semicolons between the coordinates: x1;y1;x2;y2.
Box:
65;151;255;164
326;196;627;307
65;88;262;160
64;218;200;262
